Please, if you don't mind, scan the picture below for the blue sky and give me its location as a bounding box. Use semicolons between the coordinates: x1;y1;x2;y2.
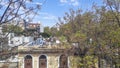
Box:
1;0;103;27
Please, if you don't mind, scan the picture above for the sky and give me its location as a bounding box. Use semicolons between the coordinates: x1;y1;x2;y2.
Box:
0;0;104;27
33;0;104;27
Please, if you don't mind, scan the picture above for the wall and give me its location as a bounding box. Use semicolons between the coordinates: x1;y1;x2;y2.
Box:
8;36;34;46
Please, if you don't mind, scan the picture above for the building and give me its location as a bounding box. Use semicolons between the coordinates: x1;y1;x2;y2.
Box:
8;33;34;47
18;44;78;68
19;21;44;33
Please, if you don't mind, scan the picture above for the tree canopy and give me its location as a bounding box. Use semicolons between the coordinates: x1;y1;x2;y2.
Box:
51;1;120;67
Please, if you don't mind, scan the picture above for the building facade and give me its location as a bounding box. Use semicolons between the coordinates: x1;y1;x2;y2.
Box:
18;45;76;68
19;21;44;33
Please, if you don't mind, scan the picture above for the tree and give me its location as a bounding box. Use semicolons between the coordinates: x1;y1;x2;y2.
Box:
0;0;41;40
92;5;120;68
0;0;45;60
57;5;120;67
104;0;120;27
3;25;23;35
44;26;52;37
0;0;42;24
57;9;99;68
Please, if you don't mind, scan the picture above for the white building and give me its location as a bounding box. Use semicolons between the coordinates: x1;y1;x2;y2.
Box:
39;22;44;33
8;33;34;47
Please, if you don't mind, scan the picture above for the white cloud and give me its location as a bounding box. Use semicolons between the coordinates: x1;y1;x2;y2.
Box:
60;0;79;6
43;15;56;20
71;0;79;6
39;12;49;15
60;0;68;3
35;2;42;5
71;0;76;2
26;1;42;5
0;0;9;7
39;12;57;20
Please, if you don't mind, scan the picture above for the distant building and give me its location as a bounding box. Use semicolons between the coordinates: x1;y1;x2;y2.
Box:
39;23;44;33
19;21;44;33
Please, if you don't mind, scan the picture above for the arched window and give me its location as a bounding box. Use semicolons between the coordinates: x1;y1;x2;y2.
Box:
59;54;68;68
39;55;47;68
24;55;32;68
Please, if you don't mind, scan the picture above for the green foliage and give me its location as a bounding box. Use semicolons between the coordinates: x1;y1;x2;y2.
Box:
72;56;98;68
44;1;120;67
3;25;23;34
59;35;67;42
71;31;86;42
39;32;51;38
55;6;120;67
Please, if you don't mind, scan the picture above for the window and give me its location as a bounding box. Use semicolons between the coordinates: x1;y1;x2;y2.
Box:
24;55;32;68
59;54;68;68
39;55;47;68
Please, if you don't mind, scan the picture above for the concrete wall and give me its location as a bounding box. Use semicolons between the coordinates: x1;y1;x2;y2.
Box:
8;36;34;46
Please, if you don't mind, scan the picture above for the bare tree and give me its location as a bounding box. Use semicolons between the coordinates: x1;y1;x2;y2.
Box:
0;0;46;60
0;0;43;37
